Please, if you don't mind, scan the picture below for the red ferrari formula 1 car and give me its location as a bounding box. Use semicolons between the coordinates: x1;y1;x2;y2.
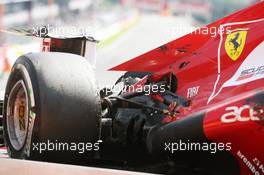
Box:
0;2;263;175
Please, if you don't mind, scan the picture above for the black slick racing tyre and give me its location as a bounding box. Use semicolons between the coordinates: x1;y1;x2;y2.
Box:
3;52;102;163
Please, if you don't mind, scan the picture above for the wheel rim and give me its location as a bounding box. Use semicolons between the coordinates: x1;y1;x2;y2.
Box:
7;80;29;151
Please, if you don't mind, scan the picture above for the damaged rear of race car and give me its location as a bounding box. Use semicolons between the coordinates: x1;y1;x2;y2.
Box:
0;2;263;175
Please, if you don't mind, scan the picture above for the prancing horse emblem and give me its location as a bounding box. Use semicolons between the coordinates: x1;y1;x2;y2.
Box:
225;30;248;61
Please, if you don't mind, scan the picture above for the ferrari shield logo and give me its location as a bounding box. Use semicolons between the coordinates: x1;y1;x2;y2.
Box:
225;30;247;61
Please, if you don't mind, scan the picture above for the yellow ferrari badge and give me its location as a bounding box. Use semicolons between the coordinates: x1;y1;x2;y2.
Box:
225;30;247;61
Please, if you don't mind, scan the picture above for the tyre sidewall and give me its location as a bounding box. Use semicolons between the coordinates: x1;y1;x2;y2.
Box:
3;56;39;159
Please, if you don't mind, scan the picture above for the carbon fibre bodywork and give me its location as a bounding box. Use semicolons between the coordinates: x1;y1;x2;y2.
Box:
108;2;264;175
